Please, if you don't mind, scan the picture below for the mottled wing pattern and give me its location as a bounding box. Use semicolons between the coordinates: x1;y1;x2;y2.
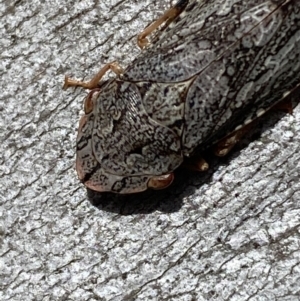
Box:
91;80;182;176
75;0;300;193
124;0;300;154
76;80;183;193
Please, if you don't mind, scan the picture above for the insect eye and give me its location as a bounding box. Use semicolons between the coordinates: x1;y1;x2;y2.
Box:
84;88;100;114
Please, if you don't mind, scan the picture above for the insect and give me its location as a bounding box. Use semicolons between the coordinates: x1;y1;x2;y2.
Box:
64;0;300;194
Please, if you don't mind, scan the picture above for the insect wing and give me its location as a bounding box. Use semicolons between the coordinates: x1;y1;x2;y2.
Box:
124;0;300;154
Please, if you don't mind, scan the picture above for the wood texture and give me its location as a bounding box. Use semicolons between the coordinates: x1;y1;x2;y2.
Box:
1;1;300;300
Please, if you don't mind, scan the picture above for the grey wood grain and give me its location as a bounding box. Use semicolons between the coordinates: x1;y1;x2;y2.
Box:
1;1;299;300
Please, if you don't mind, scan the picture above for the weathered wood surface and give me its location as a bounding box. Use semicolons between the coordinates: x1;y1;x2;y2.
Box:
1;1;300;300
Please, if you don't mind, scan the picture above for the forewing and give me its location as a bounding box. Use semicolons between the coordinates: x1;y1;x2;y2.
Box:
124;0;287;82
124;0;300;154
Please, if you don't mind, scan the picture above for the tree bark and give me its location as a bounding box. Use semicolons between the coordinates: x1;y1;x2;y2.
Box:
1;1;300;300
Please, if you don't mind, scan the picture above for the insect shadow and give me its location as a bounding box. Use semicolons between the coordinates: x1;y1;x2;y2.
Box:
86;98;297;215
86;167;211;215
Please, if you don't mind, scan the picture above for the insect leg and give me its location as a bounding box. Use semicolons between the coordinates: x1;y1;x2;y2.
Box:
183;155;209;172
63;61;124;90
214;123;254;157
137;0;189;49
147;173;174;190
215;84;299;157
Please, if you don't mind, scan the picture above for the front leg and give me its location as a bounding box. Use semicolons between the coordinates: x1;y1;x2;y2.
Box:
137;0;189;49
63;61;124;90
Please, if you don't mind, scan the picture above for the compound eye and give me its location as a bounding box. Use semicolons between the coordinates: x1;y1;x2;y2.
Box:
84;88;100;114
